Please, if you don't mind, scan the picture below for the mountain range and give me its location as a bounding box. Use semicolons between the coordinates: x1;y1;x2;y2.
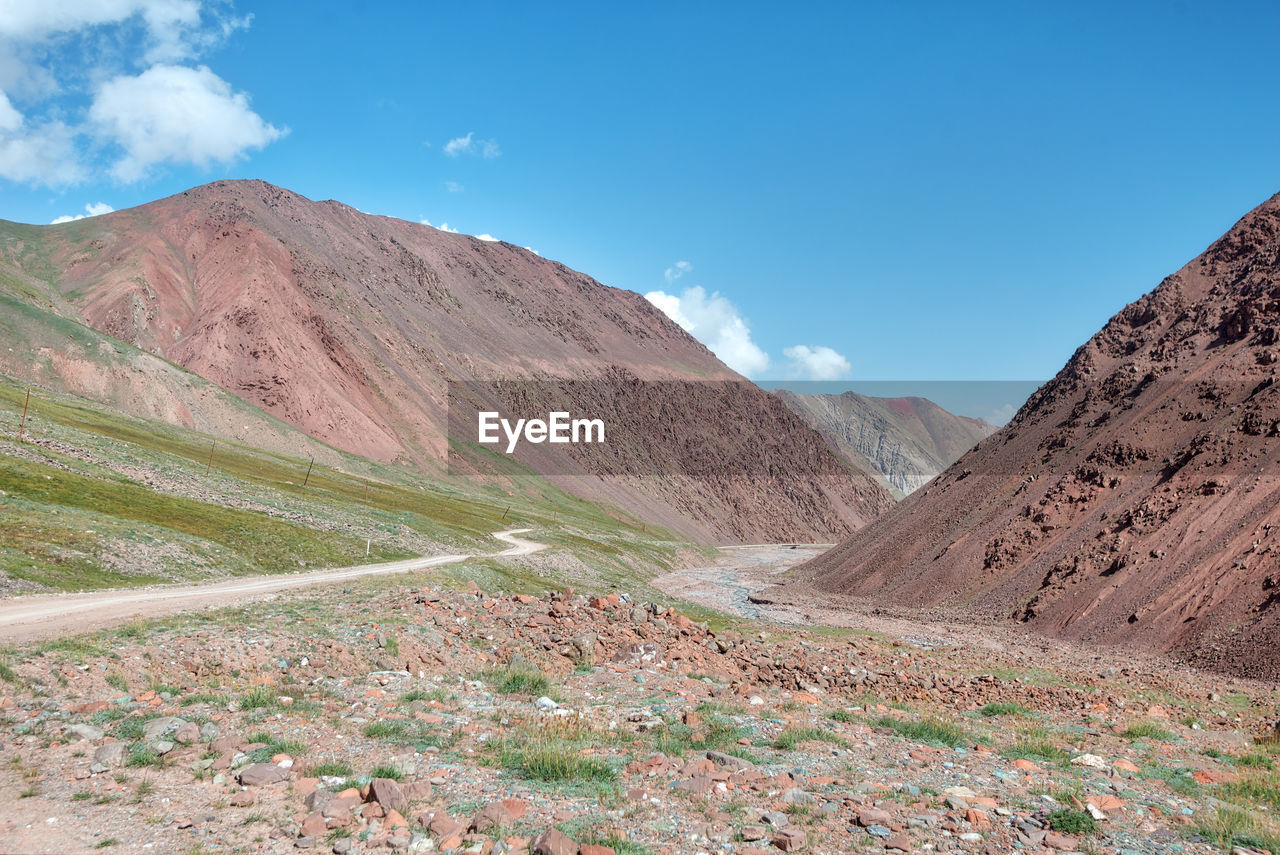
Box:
0;180;891;544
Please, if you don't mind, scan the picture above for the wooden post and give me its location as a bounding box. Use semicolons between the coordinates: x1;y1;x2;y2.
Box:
501;504;510;520
204;441;216;477
302;456;315;488
18;387;30;443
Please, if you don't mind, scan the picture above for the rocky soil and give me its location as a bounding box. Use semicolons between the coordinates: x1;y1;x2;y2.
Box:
1;547;1277;855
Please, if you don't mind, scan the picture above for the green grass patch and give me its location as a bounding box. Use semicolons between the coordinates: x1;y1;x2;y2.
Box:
1221;773;1280;810
1002;738;1069;765
772;725;849;751
1046;808;1096;835
244;732;307;763
238;686;280;711
482;665;555;698
1140;764;1202;796
1193;805;1280;853
500;739;616;783
363;720;410;741
368;764;403;781
652;716;751;759
308;760;354;778
873;715;968;748
1120;721;1174;742
980;702;1029;717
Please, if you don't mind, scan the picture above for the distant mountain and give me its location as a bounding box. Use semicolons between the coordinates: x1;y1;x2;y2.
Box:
785;190;1280;679
775;390;996;497
0;180;892;543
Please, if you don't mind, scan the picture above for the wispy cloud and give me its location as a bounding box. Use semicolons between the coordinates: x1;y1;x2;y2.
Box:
443;131;500;159
420;219;459;233
443;180;463;193
782;344;852;380
664;260;692;284
475;233;498;242
51;201;114;223
645;284;770;377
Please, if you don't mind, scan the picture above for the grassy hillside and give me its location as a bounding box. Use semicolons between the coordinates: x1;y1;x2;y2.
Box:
0;374;689;593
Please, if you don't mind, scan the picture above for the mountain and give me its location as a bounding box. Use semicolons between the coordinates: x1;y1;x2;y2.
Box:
775;390;996;497
783;191;1280;679
0;179;891;543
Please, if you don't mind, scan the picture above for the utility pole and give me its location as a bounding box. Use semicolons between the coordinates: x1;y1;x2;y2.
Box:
18;387;30;443
204;441;216;477
302;456;315;488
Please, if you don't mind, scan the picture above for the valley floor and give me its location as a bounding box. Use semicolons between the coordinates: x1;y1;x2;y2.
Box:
0;540;1277;855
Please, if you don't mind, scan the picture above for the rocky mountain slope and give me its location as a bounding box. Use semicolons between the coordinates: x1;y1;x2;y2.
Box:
0;180;891;543
785;191;1280;679
775;390;996;496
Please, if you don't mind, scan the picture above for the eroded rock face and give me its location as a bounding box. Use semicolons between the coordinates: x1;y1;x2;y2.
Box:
776;390;996;497
791;189;1280;679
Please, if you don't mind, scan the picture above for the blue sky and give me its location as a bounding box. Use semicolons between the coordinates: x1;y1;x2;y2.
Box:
2;2;1279;404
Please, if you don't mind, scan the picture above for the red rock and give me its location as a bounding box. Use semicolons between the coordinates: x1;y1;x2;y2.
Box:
300;812;326;837
884;834;912;852
857;807;892;827
238;763;290;786
369;777;408;814
531;827;578;855
229;790;255;807
580;846;615;855
772;826;807;851
1045;832;1078;850
471;800;518;832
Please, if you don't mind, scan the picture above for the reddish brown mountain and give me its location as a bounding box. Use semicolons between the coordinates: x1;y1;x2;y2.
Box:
786;191;1280;678
0;180;891;543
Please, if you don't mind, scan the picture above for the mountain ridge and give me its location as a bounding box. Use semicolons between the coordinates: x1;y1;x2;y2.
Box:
782;189;1280;678
0;179;892;544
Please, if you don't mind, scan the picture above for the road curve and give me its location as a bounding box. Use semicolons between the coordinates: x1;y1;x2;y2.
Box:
0;529;546;644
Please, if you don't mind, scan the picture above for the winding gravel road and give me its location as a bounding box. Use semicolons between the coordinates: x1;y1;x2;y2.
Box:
0;529;545;644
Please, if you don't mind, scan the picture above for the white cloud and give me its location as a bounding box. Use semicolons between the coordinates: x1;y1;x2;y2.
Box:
443;180;463;193
0;90;82;184
782;345;852;380
89;64;284;181
664;260;692;284
645;285;770;377
51;201;114;223
0;2;271;187
0;90;20;132
987;403;1016;426
523;246;539;256
443;131;500;158
475;233;498;242
420;219;459;233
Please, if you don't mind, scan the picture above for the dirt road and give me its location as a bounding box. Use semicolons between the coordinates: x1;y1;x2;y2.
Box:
0;529;545;644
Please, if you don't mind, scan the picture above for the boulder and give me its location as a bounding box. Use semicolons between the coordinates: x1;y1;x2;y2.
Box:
238;763;291;786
